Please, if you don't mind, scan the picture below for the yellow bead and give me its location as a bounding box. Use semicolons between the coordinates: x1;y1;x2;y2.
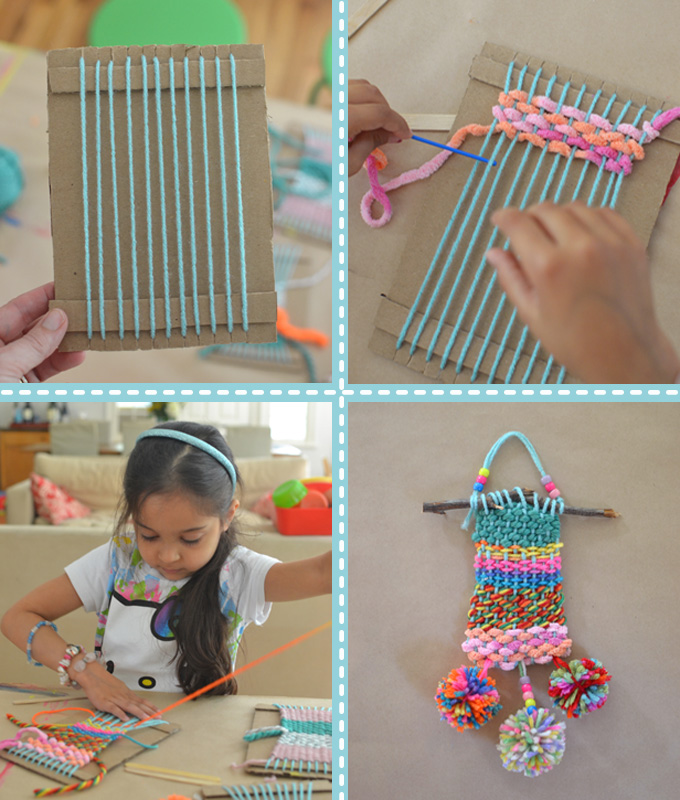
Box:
479;467;490;477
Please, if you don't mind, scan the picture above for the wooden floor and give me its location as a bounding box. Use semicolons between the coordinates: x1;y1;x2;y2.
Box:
0;0;332;105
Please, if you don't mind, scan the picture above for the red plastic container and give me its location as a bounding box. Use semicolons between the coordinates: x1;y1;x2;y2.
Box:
275;481;332;536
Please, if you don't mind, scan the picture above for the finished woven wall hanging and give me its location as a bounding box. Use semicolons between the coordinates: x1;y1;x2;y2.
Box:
428;431;617;776
47;44;277;352
364;43;680;383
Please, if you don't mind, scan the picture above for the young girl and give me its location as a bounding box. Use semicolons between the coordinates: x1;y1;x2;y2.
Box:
1;421;331;721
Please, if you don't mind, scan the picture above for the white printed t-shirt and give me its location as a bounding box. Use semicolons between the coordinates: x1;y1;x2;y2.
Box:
65;542;278;692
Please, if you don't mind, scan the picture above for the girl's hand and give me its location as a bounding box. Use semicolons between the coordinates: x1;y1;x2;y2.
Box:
74;659;160;722
487;201;680;383
348;80;411;177
0;283;85;382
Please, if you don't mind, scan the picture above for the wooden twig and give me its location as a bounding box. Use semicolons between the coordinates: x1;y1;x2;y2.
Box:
423;488;619;519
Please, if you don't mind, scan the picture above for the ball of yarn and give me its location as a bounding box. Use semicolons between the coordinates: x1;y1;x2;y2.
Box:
498;706;566;777
549;657;611;718
0;145;24;215
435;664;501;731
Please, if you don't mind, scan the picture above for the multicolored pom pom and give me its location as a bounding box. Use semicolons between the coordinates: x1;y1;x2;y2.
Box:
435;664;501;731
498;706;566;777
549;657;611;718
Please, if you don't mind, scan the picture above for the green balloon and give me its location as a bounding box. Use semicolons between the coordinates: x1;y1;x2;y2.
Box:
89;0;247;47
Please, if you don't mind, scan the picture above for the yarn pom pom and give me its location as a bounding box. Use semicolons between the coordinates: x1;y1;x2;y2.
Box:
498;706;566;777
435;664;501;731
549;657;611;718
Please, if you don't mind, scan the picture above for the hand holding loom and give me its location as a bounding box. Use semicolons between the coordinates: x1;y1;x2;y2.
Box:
0;284;85;383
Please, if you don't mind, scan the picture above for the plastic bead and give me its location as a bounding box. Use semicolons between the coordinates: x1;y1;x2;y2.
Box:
549;489;561;499
479;468;490;477
540;475;552;485
473;482;485;491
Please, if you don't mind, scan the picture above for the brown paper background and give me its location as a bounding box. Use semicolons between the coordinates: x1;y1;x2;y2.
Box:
348;402;680;798
47;44;276;351
348;0;680;385
368;42;680;383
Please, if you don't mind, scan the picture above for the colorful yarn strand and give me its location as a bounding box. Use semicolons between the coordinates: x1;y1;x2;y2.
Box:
3;710;161;795
360;88;680;227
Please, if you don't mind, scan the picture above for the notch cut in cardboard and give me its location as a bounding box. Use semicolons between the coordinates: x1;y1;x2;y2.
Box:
47;44;276;352
370;42;680;384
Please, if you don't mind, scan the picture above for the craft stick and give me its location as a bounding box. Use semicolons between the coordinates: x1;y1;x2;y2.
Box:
403;113;456;131
411;134;497;166
423;493;620;518
12;694;88;706
124;762;222;785
348;0;393;37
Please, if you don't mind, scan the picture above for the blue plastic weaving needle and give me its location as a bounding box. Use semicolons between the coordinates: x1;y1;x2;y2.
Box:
411;134;497;166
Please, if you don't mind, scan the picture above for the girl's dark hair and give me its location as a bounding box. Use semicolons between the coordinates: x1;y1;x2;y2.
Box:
114;420;240;696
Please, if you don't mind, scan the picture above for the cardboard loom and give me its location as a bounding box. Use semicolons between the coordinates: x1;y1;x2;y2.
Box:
202;782;332;799
369;42;680;383
242;703;332;780
47;44;277;351
1;709;179;786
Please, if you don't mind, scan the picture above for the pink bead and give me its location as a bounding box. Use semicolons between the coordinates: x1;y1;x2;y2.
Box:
549;489;561;499
544;481;555;492
477;475;487;485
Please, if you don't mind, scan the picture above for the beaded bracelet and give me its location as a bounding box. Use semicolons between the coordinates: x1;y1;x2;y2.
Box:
26;620;58;667
57;644;83;687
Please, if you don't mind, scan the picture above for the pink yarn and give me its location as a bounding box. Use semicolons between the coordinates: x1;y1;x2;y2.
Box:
361;147;454;227
360;87;680;227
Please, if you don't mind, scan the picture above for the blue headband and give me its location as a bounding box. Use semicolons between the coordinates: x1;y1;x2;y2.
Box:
136;429;237;487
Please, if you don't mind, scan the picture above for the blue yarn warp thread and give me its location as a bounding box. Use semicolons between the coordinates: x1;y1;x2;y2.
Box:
0;145;24;215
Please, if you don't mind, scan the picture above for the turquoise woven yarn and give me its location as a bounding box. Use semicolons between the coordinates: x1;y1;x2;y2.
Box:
0;145;24;215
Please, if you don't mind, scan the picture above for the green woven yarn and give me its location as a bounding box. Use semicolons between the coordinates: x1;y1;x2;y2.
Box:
0;145;24;215
472;502;561;547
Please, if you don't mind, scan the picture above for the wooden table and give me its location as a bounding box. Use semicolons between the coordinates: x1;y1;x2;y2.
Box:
0;690;332;797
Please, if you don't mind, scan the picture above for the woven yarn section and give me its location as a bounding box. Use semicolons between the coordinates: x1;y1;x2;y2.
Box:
464;500;571;669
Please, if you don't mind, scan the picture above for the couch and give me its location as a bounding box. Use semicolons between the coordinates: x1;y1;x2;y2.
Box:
0;453;331;698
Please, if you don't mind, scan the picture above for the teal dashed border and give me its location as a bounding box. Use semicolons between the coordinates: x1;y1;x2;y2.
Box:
1;384;678;400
